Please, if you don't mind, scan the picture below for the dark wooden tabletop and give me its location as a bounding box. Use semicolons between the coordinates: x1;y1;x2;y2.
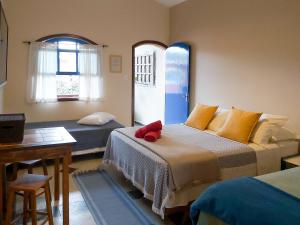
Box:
0;127;76;151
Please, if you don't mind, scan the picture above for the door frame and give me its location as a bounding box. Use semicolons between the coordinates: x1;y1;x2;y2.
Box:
131;40;168;126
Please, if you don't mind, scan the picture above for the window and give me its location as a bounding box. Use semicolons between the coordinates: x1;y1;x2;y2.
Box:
46;37;88;100
27;35;103;103
135;52;156;86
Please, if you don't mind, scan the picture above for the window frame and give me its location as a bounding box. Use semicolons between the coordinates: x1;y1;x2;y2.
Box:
45;37;89;101
57;46;79;75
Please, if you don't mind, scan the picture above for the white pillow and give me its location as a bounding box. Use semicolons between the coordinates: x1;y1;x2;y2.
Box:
260;114;288;126
250;122;279;144
78;112;116;125
272;127;296;142
250;114;288;144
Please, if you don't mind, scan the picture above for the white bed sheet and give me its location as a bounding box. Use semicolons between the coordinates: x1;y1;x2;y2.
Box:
249;140;298;175
204;129;298;174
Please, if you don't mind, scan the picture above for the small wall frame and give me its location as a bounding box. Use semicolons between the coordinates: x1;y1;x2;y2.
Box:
109;55;122;73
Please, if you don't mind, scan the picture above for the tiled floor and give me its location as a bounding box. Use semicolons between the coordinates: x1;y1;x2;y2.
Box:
13;156;177;225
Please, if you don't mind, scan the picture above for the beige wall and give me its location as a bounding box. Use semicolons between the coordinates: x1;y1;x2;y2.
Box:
171;0;300;131
4;0;169;125
5;0;300;130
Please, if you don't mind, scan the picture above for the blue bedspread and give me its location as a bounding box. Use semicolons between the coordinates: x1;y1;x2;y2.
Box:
190;176;300;225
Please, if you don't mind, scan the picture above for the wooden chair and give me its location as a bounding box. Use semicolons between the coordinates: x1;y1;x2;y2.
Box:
5;174;54;225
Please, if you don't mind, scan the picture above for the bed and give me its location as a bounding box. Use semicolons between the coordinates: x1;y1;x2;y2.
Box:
194;167;300;225
25;120;123;154
103;124;298;218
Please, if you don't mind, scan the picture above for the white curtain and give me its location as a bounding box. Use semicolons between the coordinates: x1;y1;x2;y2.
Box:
27;42;58;103
78;44;103;101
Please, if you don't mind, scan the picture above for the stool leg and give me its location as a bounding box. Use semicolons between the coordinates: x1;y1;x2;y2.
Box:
41;160;52;202
42;160;48;176
23;192;29;225
30;191;37;225
44;183;54;225
5;189;15;225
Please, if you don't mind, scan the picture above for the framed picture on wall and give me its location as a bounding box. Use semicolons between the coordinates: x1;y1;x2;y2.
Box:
0;2;8;86
109;55;122;73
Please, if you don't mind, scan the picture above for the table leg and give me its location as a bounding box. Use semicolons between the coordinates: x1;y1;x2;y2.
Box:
54;158;60;202
0;164;4;224
62;154;70;225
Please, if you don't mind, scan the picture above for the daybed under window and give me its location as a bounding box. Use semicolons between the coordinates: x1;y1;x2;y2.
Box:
26;120;123;154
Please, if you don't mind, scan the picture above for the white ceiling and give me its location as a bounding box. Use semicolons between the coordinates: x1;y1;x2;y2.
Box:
154;0;187;7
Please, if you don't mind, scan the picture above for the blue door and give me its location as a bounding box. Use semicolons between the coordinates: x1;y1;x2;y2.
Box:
165;42;190;125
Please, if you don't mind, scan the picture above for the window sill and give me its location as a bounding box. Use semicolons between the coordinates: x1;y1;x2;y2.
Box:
57;96;79;102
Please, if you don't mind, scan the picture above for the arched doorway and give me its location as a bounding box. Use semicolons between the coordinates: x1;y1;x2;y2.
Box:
132;41;167;126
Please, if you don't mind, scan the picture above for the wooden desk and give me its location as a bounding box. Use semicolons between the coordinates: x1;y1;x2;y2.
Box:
0;127;76;225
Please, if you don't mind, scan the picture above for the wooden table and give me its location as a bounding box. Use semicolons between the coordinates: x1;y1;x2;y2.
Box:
0;127;76;225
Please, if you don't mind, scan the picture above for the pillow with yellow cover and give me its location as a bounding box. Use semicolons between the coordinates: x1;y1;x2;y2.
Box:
185;104;218;130
217;107;262;144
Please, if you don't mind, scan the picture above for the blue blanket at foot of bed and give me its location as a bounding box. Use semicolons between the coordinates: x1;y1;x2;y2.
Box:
190;176;300;225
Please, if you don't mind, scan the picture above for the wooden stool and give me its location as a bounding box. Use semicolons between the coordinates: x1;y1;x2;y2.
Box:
5;174;54;225
11;159;48;181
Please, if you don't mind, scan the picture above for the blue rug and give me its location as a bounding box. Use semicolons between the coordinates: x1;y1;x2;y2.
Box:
73;169;156;225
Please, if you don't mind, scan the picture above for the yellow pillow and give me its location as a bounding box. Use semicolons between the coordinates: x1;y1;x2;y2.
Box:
185;104;218;130
217;107;262;144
